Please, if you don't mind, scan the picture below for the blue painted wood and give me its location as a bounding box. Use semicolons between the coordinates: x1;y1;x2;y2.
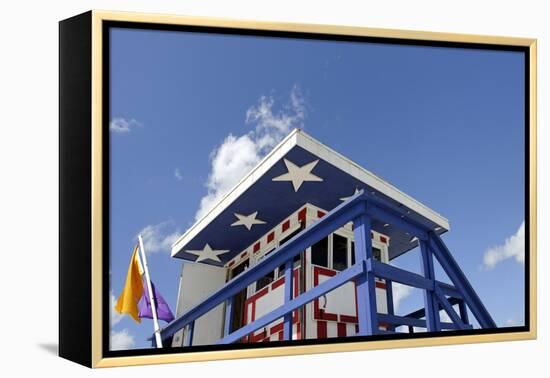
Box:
283;259;293;340
365;203;428;241
218;263;364;344
185;321;195;347
160;188;494;344
160;191;367;340
404;296;461;320
353;213;378;336
420;239;441;332
458;300;470;324
223;296;234;337
437;282;463;299
429;232;496;328
378;313;426;328
369;259;434;291
434;286;469;330
385;280;395;331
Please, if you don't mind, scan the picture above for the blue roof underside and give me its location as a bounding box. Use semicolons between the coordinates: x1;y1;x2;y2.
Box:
175;145;444;265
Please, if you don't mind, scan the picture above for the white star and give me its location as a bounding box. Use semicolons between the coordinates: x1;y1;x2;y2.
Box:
231;211;266;230
340;188;361;202
185;244;230;263
272;159;323;192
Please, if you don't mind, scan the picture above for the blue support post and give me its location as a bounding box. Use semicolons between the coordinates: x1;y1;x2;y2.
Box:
458;300;470;325
223;296;234;337
385;279;395;331
353;212;378;336
185;321;195;347
419;239;441;332
283;259;293;340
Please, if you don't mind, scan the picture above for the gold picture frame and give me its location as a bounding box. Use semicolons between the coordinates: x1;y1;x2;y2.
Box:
59;9;537;368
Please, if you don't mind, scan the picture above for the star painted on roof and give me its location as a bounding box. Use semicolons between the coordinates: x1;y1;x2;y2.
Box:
340;188;361;202
272;159;323;192
185;244;230;263
231;211;266;230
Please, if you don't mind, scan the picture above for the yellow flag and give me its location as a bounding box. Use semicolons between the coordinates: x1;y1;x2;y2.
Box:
115;245;144;323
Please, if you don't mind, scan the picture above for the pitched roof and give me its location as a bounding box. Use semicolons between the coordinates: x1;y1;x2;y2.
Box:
172;129;449;265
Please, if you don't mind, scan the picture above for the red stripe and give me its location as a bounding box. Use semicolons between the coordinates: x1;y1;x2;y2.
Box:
298;208;307;223
340;315;358;323
317;321;327;338
337;322;347;337
380;236;387;244
282;220;290;232
253;242;261;253
317;211;325;218
228;260;235;267
267;232;275;243
376;281;386;289
270;323;283;334
272;277;285;289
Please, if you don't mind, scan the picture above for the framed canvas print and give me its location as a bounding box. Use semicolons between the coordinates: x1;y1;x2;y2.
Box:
59;10;537;368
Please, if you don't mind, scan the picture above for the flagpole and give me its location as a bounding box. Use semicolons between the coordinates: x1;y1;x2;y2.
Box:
137;234;163;348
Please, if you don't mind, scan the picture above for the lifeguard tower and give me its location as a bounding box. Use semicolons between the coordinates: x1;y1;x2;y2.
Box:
161;129;495;347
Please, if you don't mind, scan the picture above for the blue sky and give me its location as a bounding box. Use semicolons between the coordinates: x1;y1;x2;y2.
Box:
108;27;525;349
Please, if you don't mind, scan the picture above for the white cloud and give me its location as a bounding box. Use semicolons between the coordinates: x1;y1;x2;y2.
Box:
110;290;124;327
109;117;141;133
392;282;413;312
110;329;135;350
174;168;183;181
483;221;525;270
195;86;306;221
139;221;180;254
504;318;523;327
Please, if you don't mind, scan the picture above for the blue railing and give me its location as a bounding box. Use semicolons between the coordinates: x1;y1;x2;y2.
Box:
158;189;495;346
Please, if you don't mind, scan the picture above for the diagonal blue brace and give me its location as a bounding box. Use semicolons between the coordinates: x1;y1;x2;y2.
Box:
429;232;496;329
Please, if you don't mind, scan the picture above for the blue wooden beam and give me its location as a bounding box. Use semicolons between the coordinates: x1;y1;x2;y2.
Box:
160;191;368;340
283;259;293;340
458;300;470;325
353;213;378;336
185;321;195;347
360;190;438;238
223;296;234;337
404;296;461;320
419;239;441;332
369;259;434;291
437;282;463;299
429;232;496;329
218;263;364;344
385;280;395;331
378;313;425;328
365;203;428;241
434;286;470;330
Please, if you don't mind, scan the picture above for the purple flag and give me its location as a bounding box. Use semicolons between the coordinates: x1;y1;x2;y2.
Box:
138;279;175;323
